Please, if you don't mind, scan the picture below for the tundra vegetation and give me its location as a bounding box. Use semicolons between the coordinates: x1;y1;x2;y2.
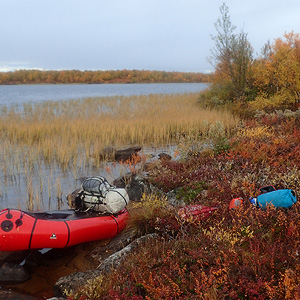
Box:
66;4;300;300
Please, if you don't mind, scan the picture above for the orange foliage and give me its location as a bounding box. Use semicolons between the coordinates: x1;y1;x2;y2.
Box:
252;31;300;102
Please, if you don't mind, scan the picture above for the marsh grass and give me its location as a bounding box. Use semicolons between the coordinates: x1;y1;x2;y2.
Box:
0;93;240;210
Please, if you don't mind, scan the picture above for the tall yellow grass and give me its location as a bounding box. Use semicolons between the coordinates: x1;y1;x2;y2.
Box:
0;93;240;209
0;93;239;158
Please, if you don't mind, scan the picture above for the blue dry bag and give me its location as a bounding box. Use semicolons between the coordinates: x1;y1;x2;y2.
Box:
257;189;297;209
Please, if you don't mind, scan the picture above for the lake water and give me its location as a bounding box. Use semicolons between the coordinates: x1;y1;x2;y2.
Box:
0;83;210;211
0;82;210;108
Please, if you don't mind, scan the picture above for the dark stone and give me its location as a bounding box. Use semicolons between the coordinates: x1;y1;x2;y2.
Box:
0;250;29;266
99;146;142;162
158;152;172;161
125;179;146;201
0;289;36;300
112;172;133;188
114;147;142;162
66;188;81;209
23;250;43;269
0;262;30;283
113;172;150;202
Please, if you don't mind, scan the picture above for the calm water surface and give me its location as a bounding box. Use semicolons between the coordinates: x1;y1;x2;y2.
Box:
0;83;210;108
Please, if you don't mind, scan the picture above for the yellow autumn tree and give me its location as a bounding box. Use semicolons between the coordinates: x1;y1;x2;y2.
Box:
251;31;300;111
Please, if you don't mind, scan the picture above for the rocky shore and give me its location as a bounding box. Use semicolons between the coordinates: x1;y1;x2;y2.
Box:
0;147;174;299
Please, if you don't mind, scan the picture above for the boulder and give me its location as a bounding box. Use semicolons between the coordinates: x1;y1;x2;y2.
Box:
97;233;157;274
113;173;150;201
158;152;172;161
0;262;30;283
114;146;142;162
89;228;137;264
99;146;142;162
0;250;29;266
112;172;133;188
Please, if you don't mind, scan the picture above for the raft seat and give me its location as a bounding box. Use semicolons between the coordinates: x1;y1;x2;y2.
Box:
27;210;112;221
28;211;73;220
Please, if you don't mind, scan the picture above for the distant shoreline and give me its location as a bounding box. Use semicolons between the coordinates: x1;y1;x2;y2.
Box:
0;69;213;85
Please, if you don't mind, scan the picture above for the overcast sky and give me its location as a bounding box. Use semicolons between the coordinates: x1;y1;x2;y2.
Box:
0;0;299;73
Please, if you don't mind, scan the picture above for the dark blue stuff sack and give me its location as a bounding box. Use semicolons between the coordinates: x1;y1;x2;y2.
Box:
257;189;297;209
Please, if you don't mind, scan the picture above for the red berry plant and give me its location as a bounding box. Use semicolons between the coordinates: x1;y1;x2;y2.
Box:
70;112;300;299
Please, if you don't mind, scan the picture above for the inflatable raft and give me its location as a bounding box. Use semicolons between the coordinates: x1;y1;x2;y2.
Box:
0;208;129;251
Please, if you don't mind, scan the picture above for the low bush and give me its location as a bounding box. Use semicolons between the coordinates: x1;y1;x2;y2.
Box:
69;110;300;299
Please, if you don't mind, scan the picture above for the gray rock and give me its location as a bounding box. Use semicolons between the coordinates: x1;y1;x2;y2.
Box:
97;233;157;274
53;228;137;297
89;228;137;264
0;262;30;283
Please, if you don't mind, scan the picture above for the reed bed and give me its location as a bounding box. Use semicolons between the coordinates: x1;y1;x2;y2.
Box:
0;93;240;210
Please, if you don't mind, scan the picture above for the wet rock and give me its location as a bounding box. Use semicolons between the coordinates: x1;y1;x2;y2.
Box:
99;146;142;162
115;146;142;162
98;233;157;274
53;269;101;298
125;177;146;201
0;289;36;300
0;250;29;266
23;250;43;269
0;262;30;283
113;172;151;201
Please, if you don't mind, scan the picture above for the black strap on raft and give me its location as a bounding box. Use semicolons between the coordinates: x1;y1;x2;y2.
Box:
15;211;24;227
